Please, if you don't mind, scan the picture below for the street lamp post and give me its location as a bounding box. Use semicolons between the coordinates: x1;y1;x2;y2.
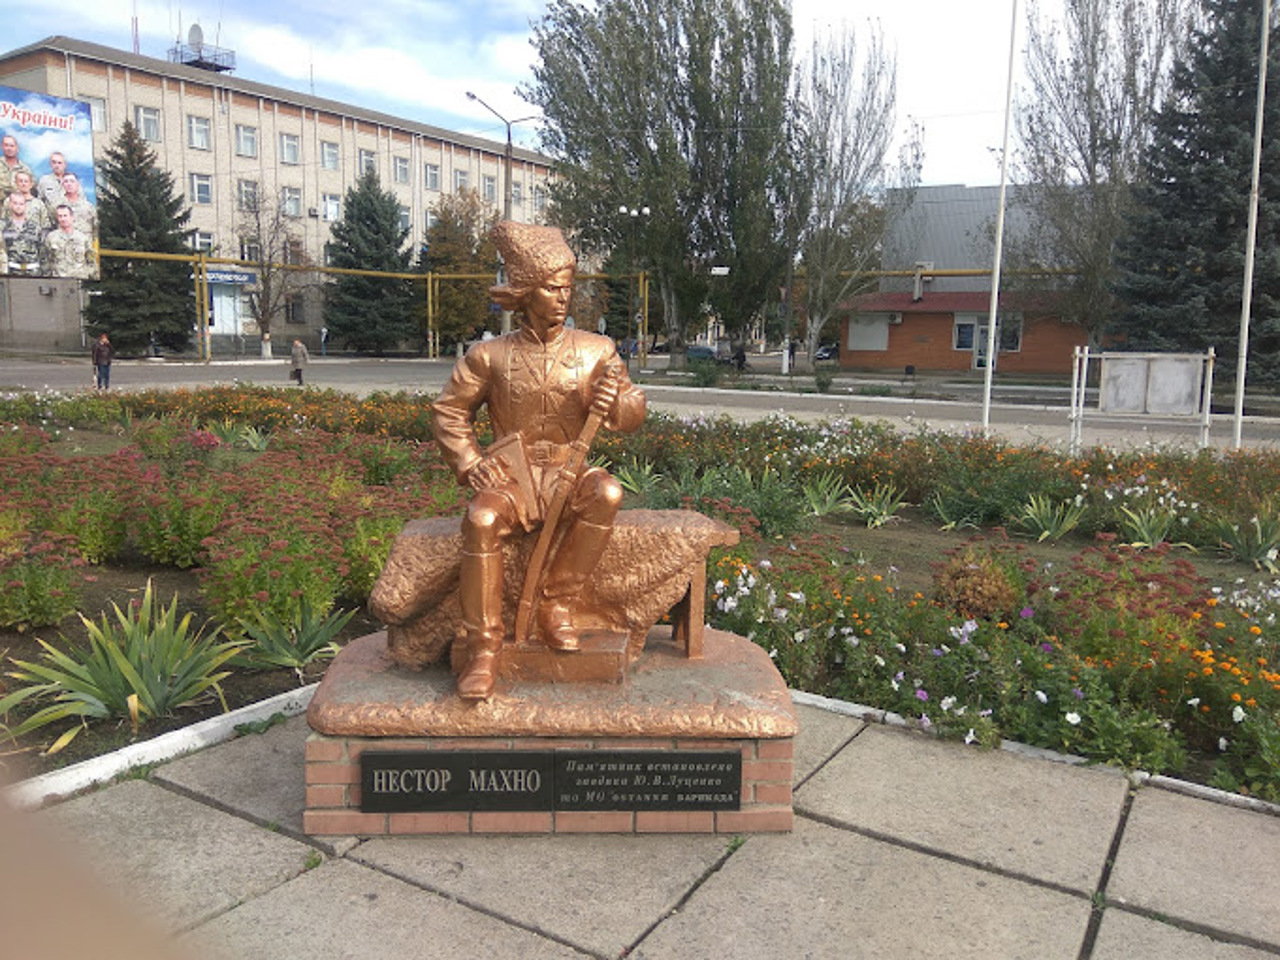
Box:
619;204;649;365
466;92;537;334
465;92;537;223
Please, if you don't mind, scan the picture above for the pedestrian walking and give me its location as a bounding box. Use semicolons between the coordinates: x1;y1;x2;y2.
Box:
91;332;113;390
290;338;310;386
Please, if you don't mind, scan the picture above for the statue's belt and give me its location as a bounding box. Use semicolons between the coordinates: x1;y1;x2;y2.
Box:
524;440;571;466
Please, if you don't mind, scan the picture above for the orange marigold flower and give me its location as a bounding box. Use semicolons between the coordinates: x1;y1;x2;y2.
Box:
1231;692;1242;702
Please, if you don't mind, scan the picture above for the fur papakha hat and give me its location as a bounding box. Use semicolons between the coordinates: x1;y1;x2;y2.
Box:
491;221;576;289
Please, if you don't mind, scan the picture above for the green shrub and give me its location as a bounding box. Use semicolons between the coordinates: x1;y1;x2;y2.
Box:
0;536;81;629
687;360;724;388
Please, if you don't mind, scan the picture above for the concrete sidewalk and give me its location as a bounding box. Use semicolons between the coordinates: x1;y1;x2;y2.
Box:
14;698;1280;959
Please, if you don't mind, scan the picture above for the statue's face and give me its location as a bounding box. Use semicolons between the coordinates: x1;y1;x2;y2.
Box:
525;266;574;337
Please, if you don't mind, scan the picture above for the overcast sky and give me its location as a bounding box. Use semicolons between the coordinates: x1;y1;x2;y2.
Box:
7;0;1043;186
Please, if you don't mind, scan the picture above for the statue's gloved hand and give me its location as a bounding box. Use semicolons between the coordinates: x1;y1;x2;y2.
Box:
590;367;621;418
467;457;510;491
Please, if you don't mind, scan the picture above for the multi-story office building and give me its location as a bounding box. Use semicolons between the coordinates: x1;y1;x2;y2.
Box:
0;34;553;353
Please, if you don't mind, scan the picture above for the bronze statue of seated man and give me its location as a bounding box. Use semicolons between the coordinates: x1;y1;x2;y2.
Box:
431;221;646;700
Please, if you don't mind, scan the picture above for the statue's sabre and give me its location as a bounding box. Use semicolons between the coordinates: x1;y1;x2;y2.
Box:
513;405;606;646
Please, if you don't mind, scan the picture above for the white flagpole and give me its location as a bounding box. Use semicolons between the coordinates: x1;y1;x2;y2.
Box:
983;0;1019;433
1233;0;1271;449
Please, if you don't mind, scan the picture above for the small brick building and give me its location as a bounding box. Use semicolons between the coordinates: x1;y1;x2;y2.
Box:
836;185;1087;375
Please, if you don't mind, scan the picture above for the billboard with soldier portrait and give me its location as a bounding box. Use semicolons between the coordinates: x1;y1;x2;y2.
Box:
0;84;97;280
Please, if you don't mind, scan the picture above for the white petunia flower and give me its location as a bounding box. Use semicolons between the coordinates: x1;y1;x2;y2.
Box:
1035;690;1049;704
1232;705;1246;723
964;729;978;745
1065;712;1081;726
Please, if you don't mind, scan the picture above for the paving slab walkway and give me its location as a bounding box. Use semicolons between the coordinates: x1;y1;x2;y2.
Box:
5;700;1279;959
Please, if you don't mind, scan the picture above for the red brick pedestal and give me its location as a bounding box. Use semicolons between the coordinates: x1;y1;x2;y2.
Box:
304;628;797;836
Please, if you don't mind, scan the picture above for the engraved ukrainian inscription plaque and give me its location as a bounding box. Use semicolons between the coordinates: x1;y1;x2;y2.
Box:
360;750;741;813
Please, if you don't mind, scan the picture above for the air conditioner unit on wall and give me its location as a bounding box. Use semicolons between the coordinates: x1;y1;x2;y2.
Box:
308;207;320;218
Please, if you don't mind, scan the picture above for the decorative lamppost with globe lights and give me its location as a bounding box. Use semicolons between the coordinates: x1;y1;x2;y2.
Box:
618;204;649;366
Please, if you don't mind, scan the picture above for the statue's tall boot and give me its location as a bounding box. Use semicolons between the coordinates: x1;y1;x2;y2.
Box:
539;519;612;652
457;549;504;700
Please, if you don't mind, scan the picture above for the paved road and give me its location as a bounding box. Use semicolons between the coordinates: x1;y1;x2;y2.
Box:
3;354;1279;450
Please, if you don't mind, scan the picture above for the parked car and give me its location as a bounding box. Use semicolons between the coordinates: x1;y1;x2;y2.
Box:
686;344;731;364
815;343;838;361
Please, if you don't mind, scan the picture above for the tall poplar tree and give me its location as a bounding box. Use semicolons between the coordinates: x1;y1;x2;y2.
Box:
527;0;795;356
324;171;416;354
86;121;194;353
1012;0;1189;347
1114;0;1280;384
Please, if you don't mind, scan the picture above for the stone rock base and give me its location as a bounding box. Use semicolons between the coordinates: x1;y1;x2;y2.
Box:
304;628;797;836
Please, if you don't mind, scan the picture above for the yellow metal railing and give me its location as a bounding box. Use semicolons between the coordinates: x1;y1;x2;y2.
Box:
96;247;648;364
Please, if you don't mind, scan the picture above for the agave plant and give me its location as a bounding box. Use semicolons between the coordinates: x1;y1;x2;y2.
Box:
0;581;243;754
846;482;909;529
1017;493;1086;542
800;471;852;517
234;597;355;681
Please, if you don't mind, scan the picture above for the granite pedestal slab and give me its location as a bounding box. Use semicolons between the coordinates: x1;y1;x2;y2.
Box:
305;627;797;836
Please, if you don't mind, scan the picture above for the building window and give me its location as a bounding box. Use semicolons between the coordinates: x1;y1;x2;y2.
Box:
187;115;211;150
425;210;439;231
954;314;1023;353
189;231;214;252
83;95;107;131
424;163;440;191
237;179;259;211
135;105;161;142
322;193;341;221
323;242;336;266
189;173;212;205
279;133;300;165
240;239;262;262
284;297;304;325
393;156;409;183
321;140;339;170
281;186;302;217
398;205;411;232
283;239;304;265
511;180;523;205
358;149;377;174
482;175;496;203
454;169;469;192
235;124;258;158
534;186;547;213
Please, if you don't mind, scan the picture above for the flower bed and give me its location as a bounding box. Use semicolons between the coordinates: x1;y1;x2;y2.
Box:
0;387;1277;800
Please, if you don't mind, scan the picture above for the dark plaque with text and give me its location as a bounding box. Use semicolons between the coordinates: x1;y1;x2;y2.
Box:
554;751;741;811
360;750;741;813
